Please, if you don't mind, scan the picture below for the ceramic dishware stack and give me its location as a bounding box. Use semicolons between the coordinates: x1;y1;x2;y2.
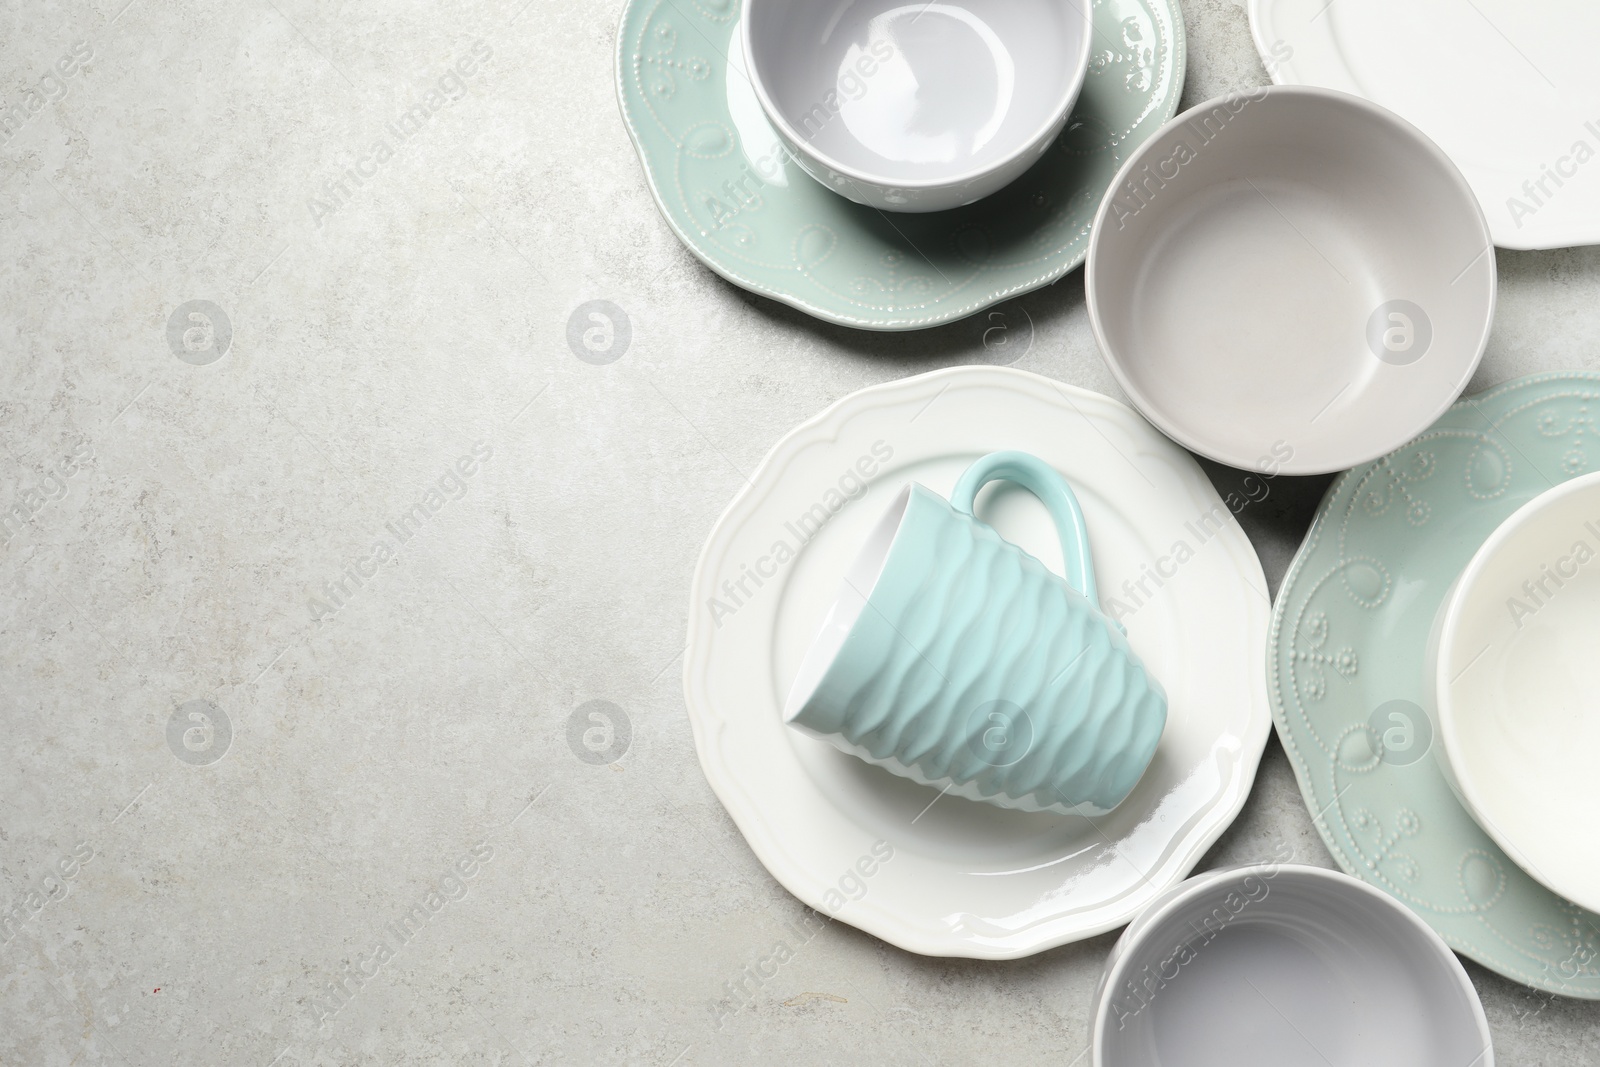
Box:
654;0;1598;1046
616;0;1186;328
1269;372;1600;999
741;0;1093;211
684;367;1271;958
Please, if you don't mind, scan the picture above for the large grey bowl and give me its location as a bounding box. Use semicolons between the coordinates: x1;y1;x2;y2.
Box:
1087;86;1495;475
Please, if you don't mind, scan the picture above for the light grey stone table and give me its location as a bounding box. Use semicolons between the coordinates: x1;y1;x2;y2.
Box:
3;0;1598;1063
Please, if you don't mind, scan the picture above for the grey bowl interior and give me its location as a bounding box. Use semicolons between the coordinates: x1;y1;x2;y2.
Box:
745;0;1087;184
1094;867;1491;1067
1088;88;1494;474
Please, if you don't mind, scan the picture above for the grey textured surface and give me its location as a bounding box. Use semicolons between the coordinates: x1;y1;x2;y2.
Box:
2;0;1598;1064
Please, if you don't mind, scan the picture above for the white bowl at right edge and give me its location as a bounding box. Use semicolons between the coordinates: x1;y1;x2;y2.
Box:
1428;470;1600;914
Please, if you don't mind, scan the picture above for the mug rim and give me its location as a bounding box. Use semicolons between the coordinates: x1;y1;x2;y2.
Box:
782;483;915;722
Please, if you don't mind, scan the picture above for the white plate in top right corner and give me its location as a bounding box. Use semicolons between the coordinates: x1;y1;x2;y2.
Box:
1249;0;1600;250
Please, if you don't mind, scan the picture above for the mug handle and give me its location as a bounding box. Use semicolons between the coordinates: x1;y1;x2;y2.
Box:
949;451;1101;611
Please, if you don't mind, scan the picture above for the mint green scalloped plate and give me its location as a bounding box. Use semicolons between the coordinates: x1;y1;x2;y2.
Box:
1271;372;1600;997
614;0;1185;331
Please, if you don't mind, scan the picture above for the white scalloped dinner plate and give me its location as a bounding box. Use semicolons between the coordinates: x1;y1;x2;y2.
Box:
683;367;1272;957
1249;0;1600;250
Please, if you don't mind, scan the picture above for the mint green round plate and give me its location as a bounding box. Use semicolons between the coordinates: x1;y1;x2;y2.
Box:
614;0;1185;331
1271;372;1600;997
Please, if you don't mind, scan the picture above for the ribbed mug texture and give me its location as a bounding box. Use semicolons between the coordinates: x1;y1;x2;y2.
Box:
788;475;1167;815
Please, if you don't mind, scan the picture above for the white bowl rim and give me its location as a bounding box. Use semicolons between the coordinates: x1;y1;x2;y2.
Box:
738;0;1095;192
1084;84;1497;476
1433;468;1600;907
1090;862;1493;1064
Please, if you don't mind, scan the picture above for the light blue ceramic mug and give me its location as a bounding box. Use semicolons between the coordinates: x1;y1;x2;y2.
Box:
783;451;1167;816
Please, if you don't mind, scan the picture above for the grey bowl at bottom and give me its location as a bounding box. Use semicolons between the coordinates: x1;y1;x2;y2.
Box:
1090;863;1492;1067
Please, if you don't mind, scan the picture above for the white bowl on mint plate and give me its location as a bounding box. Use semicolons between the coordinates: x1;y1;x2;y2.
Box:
1426;470;1600;915
740;0;1093;212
